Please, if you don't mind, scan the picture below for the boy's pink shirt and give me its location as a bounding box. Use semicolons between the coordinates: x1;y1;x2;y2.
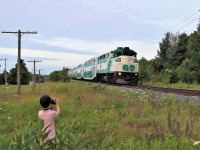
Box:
38;109;59;140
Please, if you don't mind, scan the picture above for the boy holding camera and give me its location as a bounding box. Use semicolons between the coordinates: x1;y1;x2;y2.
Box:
38;95;60;142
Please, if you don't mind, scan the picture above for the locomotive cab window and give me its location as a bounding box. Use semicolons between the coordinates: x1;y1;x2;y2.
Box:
114;52;122;57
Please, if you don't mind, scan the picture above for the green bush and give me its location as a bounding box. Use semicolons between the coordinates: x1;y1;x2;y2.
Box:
164;69;179;84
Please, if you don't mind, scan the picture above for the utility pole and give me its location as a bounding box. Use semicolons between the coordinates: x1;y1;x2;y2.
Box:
27;60;42;84
1;30;37;95
0;58;8;85
36;69;43;82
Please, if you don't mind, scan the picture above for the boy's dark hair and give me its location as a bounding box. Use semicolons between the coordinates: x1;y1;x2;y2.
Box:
40;95;51;108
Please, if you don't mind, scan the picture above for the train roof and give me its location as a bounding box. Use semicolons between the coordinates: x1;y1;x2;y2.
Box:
111;47;137;55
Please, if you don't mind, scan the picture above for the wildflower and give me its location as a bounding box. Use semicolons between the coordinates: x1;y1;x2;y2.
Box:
193;141;200;145
0;108;3;110
4;102;8;104
7;117;11;120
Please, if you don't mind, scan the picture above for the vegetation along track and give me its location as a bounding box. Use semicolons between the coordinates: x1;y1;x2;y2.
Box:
139;86;200;97
72;80;200;97
110;84;200;97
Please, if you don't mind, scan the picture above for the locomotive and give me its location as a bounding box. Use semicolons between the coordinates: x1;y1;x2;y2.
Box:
68;47;139;85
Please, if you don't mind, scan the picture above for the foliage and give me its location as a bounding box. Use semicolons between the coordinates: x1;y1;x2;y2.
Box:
187;24;200;83
164;69;179;84
0;73;5;84
49;67;70;82
140;24;200;84
139;57;153;82
49;71;61;82
7;59;31;85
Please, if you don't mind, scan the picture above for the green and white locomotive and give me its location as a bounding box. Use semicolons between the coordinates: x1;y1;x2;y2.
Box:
69;47;139;85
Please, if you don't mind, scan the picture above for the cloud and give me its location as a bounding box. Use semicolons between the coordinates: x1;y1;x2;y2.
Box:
0;37;158;74
29;37;158;59
0;47;93;67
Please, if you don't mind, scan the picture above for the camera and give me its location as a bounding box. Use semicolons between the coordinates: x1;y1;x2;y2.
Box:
50;99;57;105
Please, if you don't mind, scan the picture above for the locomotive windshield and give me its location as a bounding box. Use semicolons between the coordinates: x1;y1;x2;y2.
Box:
112;47;137;58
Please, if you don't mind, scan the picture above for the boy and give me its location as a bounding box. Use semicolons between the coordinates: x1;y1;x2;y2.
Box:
38;95;60;142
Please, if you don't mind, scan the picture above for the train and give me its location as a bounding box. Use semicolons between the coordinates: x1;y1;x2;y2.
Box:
68;47;139;85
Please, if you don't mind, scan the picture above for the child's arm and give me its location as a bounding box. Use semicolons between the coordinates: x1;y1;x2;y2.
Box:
55;99;61;115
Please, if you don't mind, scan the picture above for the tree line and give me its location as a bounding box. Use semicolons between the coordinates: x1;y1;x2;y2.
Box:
140;24;200;84
0;59;69;85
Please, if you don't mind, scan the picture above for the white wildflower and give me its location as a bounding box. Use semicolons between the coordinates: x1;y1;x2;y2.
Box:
4;102;8;104
0;108;3;110
7;117;11;120
193;141;200;145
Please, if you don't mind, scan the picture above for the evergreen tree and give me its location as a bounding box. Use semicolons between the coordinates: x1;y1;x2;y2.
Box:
0;73;4;84
7;59;31;85
155;32;174;71
169;33;188;68
187;24;200;83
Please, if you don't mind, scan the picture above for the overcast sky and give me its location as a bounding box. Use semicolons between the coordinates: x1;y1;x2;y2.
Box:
0;0;199;74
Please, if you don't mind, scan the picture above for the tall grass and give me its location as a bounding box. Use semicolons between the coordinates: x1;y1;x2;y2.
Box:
0;81;200;149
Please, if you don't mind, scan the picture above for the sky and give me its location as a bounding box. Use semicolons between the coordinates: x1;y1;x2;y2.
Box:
0;0;199;75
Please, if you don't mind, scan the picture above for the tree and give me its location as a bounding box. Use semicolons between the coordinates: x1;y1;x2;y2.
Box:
139;57;153;82
7;59;31;85
169;33;188;68
49;67;70;82
187;24;200;83
154;32;177;72
157;32;172;68
49;71;60;82
0;73;4;84
60;67;70;82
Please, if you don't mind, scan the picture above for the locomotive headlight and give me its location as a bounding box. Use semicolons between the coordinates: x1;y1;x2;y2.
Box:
118;72;121;75
135;73;138;76
134;59;138;63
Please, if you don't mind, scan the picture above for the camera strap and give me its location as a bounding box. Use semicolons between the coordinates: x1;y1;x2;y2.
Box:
43;108;49;110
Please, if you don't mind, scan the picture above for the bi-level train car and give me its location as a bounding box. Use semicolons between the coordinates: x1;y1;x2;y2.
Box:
69;47;139;85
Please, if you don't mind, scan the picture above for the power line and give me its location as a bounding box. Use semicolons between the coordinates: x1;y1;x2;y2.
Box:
1;30;37;95
142;10;200;46
137;11;200;58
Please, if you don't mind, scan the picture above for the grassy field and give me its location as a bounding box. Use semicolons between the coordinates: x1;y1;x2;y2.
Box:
0;81;200;149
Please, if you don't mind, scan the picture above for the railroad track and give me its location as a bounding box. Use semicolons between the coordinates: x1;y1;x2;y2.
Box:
98;83;200;97
72;80;200;97
139;86;200;96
